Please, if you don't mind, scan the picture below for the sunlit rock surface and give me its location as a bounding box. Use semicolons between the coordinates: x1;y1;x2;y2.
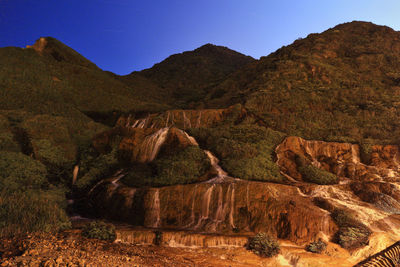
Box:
86;123;400;265
89;179;337;245
116;106;245;130
276;136;400;182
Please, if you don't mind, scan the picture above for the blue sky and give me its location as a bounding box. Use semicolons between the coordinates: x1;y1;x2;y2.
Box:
1;0;400;74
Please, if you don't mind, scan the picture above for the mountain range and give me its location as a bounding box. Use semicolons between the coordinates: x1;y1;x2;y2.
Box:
2;21;400;265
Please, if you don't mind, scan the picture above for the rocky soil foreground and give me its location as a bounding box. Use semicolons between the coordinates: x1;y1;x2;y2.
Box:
0;229;359;267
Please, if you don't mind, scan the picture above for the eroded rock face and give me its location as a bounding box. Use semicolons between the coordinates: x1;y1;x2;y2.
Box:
26;37;47;53
87;133;400;254
276;136;400;182
116;105;245;130
119;127;197;163
93;127;198;163
88;179;337;245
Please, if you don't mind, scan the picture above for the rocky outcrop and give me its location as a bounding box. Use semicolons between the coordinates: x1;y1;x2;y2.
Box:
26;37;47;53
88;132;400;256
93;105;245;163
88;179;337;245
93;126;199;163
276;136;400;182
119;127;198;163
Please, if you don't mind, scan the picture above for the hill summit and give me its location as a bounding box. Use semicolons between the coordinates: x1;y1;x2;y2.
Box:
204;21;400;143
124;43;254;108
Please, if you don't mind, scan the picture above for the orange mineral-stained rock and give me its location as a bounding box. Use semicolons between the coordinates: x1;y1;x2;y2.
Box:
88;179;338;245
116;105;245;130
117;127;197;163
276;136;400;182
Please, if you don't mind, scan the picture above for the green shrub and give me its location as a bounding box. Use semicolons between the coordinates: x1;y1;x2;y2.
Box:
298;164;338;185
153;146;210;184
247;232;280;257
154;230;162;246
188;125;286;182
31;139;70;166
0;151;71;237
0;188;71;237
0;151;47;191
0;114;9;129
0;131;20;152
122;146;210;187
336;226;370;249
82;221;116;241
76;147;120;192
331;209;371;249
359;139;374;165
306;239;327;253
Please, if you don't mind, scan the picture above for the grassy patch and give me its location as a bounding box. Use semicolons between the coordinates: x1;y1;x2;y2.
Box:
189;125;286;182
122;145;210;187
0;151;47;190
75;148;120;192
298;164;338;185
0;151;70;237
0;188;71;237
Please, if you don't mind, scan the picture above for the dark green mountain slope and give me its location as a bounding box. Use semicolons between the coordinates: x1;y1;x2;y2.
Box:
206;21;400;144
0;37;169;121
124;44;255;108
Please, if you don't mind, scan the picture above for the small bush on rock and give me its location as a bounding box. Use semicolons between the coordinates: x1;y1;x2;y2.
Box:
336;226;370;249
296;155;338;185
306;239;327;253
248;232;280;257
331;209;371;249
82;221;116;241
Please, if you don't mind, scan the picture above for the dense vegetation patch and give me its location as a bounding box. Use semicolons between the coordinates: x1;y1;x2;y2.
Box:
0;152;70;237
75;147;120;192
247;232;280;257
82;221;116;241
0;40;168;118
203;22;400;146
189;125;286;182
295;156;338;185
122;145;210;187
331;209;371;249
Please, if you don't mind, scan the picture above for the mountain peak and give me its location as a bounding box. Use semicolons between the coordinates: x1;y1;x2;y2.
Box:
26;37;48;52
26;37;98;69
133;44;255;107
331;20;396;33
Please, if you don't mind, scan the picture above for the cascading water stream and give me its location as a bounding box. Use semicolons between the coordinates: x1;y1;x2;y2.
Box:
351;144;360;164
184;185;198;228
88;170;125;195
194;185;215;229
85;111;244;234
309;185;388;227
137;127;169;162
72;165;79;185
204;150;236;184
125;188;137;209
182;111;191;129
229;184;236;229
196;111;202;128
145;189;161;228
